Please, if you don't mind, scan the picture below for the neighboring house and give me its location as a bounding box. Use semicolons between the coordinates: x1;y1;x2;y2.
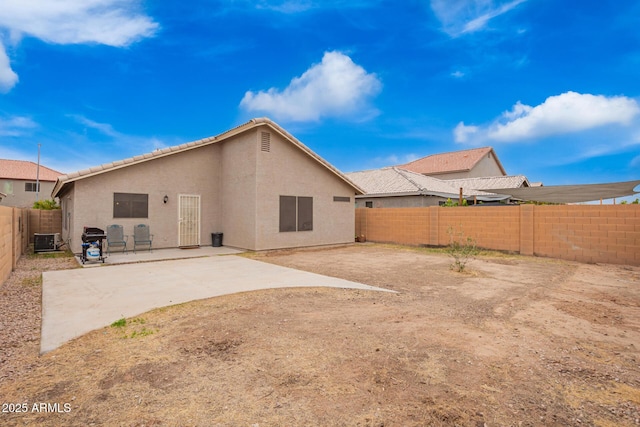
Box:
346;167;507;208
52;118;363;254
398;146;507;179
0;159;63;208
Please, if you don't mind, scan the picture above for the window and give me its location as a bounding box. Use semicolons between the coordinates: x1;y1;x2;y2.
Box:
25;182;40;192
279;196;297;232
2;180;12;195
365;201;373;208
279;195;313;232
333;196;350;202
113;193;148;218
297;197;313;231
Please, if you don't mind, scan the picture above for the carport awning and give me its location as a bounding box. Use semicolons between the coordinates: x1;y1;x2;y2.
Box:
485;180;640;204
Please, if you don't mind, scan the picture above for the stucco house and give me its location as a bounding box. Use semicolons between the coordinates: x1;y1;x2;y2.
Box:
346;167;507;208
398;146;507;179
0;159;63;208
52;118;363;253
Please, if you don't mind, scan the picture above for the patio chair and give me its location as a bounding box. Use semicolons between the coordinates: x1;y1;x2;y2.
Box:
106;224;128;255
133;224;153;253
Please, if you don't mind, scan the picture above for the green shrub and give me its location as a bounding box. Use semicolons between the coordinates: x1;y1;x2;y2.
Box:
446;225;478;272
32;199;59;210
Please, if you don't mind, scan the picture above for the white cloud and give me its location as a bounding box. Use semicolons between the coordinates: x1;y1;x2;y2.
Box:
69;114;121;138
67;114;167;154
0;44;18;92
0;0;158;93
0;0;158;46
454;91;640;144
240;51;382;122
453;122;479;143
430;0;527;37
0;114;37;136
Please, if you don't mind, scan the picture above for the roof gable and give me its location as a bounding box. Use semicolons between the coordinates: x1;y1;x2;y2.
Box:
399;147;506;176
0;159;63;181
52;118;363;197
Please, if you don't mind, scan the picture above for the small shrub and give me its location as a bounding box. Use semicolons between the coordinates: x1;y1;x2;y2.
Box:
32;199;60;210
111;317;127;328
442;198;468;207
446;225;478;272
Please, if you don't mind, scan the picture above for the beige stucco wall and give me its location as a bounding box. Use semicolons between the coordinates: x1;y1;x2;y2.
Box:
0;179;57;208
59;187;75;245
355;195;446;208
429;155;505;179
253;126;356;250
220;131;258;249
61;124;358;253
64;145;221;253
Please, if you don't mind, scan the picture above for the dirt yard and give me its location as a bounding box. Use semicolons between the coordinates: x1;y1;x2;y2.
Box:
0;244;639;426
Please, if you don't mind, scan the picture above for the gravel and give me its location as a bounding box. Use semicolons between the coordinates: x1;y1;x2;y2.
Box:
0;252;77;383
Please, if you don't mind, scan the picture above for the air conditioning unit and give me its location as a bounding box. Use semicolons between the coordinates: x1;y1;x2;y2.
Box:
34;233;61;252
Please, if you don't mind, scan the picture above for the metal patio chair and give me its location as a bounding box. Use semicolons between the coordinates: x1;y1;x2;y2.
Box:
106;224;128;255
133;224;153;253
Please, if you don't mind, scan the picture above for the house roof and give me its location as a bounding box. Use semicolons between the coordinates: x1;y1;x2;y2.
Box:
444;175;530;191
398;146;507;176
52;118;363;198
0;159;63;181
345;167;505;200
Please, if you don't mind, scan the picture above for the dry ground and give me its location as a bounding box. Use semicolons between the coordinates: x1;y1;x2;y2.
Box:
0;244;639;426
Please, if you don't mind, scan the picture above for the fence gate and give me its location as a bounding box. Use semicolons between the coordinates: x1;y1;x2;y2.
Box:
178;194;200;247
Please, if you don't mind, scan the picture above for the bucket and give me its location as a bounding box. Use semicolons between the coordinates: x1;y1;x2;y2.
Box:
212;233;223;247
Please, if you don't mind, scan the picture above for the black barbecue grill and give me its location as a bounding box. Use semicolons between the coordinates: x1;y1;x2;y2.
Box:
81;226;106;264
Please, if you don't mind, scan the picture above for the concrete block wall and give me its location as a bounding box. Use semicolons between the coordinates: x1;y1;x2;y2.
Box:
356;205;640;266
28;209;62;241
356;208;430;245
532;205;639;265
435;206;521;252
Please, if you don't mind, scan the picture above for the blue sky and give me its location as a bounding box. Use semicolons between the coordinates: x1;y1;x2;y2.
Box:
0;0;639;199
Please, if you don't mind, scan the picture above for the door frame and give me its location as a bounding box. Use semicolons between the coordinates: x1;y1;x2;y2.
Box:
178;194;201;247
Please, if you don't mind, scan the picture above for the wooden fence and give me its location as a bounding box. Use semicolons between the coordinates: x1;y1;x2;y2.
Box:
356;205;640;266
0;207;63;285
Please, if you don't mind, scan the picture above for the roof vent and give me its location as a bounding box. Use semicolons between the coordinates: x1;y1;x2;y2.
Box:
261;132;271;152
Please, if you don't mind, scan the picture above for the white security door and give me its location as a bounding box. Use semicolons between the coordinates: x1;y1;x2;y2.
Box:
179;194;201;247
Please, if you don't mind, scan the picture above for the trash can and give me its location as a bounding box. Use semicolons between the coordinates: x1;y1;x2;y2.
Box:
212;232;223;247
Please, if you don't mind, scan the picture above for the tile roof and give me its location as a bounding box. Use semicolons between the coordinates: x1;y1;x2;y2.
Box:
399;146;506;176
444;175;530;191
53;118;363;197
0;159;64;181
345;167;494;198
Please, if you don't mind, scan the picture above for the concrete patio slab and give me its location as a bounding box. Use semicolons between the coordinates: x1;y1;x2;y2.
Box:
41;255;394;354
77;245;244;267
